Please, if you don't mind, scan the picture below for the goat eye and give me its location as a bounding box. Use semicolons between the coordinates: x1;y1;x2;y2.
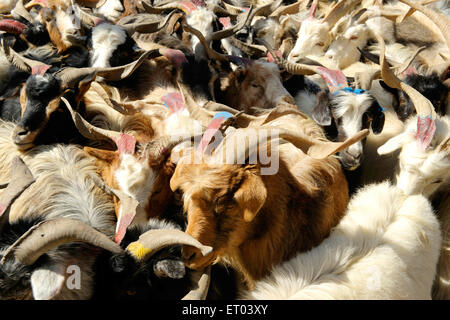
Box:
126;290;136;296
251;82;261;89
317;41;325;47
432;179;442;184
350;35;358;40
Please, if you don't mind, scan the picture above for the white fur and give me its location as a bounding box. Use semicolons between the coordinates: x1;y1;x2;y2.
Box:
0;0;16;13
294;90;317;117
332;91;374;158
326;24;372;69
90;23;127;68
288;19;330;61
94;0;124;20
378;115;450;197
241;182;442;300
186;8;216;59
114;153;157;228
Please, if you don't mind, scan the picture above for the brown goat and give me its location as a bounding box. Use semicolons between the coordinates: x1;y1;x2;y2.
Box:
170;127;350;289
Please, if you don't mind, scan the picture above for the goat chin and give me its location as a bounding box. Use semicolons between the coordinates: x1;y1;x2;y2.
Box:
240;182;442;300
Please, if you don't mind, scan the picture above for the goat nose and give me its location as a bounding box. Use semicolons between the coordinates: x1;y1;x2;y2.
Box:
17;129;29;136
182;246;198;263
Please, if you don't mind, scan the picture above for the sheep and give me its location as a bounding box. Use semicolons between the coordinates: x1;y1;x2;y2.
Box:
240;181;442;300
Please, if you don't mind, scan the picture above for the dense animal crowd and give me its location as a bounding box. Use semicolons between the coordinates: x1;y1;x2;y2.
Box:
0;0;448;300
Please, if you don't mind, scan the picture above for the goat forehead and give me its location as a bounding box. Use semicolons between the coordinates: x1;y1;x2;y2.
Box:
332;93;373;118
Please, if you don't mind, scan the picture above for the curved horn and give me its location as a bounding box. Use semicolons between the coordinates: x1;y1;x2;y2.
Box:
207;5;253;41
375;33;436;121
55;49;159;88
126;229;213;261
228;37;266;57
0;218;123;266
322;0;362;27
220;127;369;163
1;38;50;74
120;10;177;36
0;157;35;231
182;22;229;61
269;0;306;18
60;96;124;143
178;83;214;127
11;0;34;24
397;0;450;51
141;0;185;14
143;133;198;164
182;267;211;300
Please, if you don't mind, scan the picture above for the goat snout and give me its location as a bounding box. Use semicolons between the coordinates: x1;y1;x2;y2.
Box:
340;149;363;171
181;245;216;270
12;126;37;150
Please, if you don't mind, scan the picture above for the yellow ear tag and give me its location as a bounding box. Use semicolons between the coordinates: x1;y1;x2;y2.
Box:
127;242;152;260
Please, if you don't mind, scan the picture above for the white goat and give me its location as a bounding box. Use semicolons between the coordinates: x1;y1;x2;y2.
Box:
240;181;441;300
378;115;450;300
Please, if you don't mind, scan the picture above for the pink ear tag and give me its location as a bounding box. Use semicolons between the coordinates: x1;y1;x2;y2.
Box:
181;1;198;13
317;67;348;93
113;134;136;155
308;1;318;19
162;92;186;114
0;19;27;34
219;17;231;28
416;116;436;150
267;50;282;63
160;48;187;67
32;65;51;75
197;112;233;154
401;67;417;78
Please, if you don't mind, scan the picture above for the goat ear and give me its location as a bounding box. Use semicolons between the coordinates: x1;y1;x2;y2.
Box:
30;261;67;300
312;91;332;126
234;170;267;222
234;67;248;84
84;146;118;164
370;101;385;135
377;132;412;155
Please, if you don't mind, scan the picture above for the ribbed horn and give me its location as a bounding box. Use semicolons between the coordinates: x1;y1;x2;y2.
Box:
270;0;308;18
120;10;176;36
208;5;253;41
0;157;35;231
141;0;185;14
1;38;50;74
143;133;198;164
178;83;215;127
397;0;450;51
0;218;123;266
322;0;362;27
126;228;213;261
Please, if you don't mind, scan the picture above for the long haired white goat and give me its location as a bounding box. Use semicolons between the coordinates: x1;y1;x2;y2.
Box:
240;180;441;300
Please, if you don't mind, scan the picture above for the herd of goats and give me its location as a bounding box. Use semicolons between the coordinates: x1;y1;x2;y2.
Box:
0;0;448;300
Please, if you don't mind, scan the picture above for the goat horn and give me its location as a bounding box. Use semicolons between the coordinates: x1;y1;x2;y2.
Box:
141;0;185;14
126;229;213;261
61;96;138;157
221;127;369;163
0;157;35;231
228;38;266;57
376;33;436;149
11;0;34;24
143;133;198;164
120;10;177;35
181;22;229;61
0;218;123;266
178;83;214;127
75;0;108;9
207;5;253;42
55;50;159;88
376;33;436;121
322;0;362;27
89;174;139;244
397;0;450;51
1;38;50;74
182;267;211;300
437;135;450;156
269;0;307;18
216;1;246;15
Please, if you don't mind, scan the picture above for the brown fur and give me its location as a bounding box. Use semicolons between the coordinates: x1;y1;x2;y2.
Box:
171;139;348;289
